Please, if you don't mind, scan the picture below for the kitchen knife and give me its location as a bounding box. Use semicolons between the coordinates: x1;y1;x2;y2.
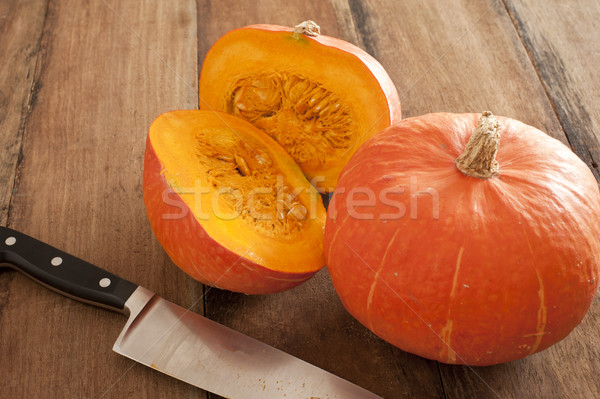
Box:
0;226;382;399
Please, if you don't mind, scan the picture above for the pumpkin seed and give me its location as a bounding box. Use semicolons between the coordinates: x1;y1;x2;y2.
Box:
288;203;308;220
234;154;251;176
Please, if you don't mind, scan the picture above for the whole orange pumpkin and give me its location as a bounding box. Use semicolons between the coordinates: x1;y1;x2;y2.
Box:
324;112;600;365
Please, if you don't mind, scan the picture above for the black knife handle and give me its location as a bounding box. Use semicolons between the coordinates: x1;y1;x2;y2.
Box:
0;226;138;314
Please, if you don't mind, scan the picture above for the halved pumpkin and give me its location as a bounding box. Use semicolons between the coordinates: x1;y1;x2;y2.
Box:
143;110;326;294
199;22;401;192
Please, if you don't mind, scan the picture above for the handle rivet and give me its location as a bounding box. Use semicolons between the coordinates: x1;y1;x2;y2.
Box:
99;278;111;288
5;237;16;246
51;257;63;266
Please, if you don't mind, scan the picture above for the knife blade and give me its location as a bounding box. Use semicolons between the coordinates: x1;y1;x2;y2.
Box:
0;226;382;399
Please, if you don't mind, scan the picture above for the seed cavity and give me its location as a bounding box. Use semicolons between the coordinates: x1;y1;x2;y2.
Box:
194;129;308;239
227;72;355;168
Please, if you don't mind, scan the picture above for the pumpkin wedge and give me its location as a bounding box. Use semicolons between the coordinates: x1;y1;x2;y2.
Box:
199;21;401;192
325;112;600;365
143;110;326;294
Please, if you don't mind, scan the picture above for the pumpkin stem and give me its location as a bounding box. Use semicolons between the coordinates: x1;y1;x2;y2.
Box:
293;20;321;37
456;111;501;179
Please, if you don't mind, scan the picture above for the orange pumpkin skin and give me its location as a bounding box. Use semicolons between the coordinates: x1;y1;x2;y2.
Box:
199;23;401;192
324;113;600;365
144;111;325;295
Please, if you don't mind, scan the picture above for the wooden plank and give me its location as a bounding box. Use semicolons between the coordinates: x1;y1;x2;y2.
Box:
348;0;564;138
0;0;47;225
0;0;48;392
0;0;201;398
504;0;600;180
195;1;445;398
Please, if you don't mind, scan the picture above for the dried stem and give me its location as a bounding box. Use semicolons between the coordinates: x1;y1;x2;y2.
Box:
293;20;320;37
456;111;501;179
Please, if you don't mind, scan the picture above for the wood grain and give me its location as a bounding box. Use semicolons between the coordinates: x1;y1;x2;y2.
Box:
503;0;600;178
0;0;202;398
347;0;565;137
0;0;48;393
0;0;47;225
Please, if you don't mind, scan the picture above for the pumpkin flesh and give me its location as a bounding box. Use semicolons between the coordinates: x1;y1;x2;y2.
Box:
199;24;401;192
325;112;600;365
144;110;326;294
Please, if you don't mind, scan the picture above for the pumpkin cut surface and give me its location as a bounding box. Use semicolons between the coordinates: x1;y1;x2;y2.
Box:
325;112;600;365
143;110;326;294
199;22;401;192
228;72;355;165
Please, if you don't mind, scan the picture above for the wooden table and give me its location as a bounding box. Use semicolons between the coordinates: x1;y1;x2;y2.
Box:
1;1;599;398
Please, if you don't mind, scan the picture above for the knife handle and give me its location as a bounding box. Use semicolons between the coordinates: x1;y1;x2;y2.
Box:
0;226;138;314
